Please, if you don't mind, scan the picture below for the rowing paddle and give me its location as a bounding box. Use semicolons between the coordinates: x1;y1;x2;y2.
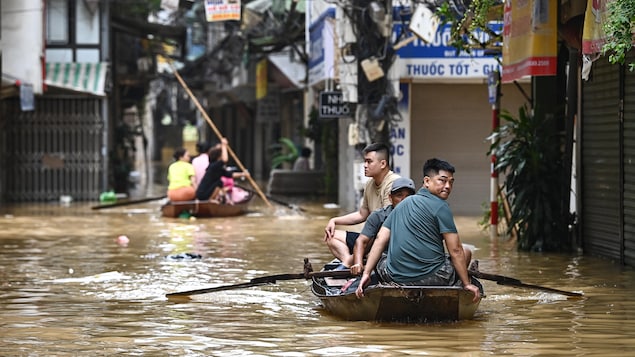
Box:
469;269;583;297
91;195;167;210
235;185;306;212
166;269;352;299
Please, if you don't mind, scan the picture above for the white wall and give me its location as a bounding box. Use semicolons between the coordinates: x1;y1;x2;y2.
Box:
1;0;44;93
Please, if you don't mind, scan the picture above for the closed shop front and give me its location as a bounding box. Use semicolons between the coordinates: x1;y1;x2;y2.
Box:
3;96;105;202
621;55;635;266
409;82;530;215
581;55;632;265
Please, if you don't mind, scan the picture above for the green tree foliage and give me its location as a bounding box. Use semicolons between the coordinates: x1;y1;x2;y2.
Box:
437;0;503;54
602;0;635;71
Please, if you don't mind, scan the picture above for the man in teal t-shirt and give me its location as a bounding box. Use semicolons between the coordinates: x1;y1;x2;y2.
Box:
355;158;481;302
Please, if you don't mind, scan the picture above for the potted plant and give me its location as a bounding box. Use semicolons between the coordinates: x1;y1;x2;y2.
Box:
488;105;569;251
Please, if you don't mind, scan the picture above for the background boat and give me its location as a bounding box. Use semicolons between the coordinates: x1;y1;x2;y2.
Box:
161;187;253;218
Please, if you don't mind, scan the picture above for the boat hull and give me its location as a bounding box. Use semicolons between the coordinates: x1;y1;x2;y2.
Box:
161;188;253;218
312;268;483;322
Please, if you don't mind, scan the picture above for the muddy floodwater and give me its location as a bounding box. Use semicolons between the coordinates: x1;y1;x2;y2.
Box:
1;198;634;356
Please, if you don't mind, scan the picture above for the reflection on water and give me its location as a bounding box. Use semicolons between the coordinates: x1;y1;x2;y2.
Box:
1;200;635;356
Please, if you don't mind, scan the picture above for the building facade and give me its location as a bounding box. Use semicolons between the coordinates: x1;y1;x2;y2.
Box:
1;0;109;202
307;0;530;214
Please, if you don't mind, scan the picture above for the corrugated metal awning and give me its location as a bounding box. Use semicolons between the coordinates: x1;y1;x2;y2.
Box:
268;51;305;89
45;62;109;97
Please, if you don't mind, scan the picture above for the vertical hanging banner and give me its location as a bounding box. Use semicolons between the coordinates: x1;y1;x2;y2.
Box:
502;0;557;82
390;82;410;179
255;58;267;100
581;0;607;55
205;0;241;22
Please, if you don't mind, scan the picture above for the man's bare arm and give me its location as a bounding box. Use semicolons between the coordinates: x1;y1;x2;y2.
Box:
444;232;480;301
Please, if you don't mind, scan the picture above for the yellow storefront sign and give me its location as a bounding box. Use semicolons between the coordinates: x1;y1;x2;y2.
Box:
502;0;558;82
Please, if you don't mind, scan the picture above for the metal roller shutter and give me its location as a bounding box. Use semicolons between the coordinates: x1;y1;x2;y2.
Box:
581;56;621;261
623;53;635;266
409;82;530;215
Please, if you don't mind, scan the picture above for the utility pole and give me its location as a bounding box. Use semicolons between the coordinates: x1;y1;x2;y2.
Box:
488;70;501;240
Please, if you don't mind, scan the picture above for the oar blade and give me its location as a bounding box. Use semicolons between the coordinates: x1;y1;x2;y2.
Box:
502;282;584;297
469;269;583;298
165;269;353;299
235;185;306;212
92;195;166;210
165;281;271;298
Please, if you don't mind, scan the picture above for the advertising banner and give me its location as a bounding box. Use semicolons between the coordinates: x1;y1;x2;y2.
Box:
501;0;558;82
205;0;241;22
256;58;267;100
391;82;410;179
308;8;336;85
394;22;502;81
582;0;607;55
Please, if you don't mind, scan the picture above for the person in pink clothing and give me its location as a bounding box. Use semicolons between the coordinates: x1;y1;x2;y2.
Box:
192;141;212;187
220;175;235;203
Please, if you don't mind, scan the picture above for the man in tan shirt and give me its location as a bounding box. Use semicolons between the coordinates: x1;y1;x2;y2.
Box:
323;142;400;268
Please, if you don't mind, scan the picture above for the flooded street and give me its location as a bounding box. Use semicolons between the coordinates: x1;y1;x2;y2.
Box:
1;198;635;356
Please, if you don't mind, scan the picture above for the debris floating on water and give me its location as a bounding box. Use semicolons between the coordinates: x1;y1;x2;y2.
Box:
116;235;130;246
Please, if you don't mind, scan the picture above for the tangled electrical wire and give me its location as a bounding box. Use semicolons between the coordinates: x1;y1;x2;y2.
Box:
336;0;406;144
333;0;482;145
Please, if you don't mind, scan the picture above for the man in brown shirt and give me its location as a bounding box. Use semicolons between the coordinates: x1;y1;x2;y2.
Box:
323;142;400;268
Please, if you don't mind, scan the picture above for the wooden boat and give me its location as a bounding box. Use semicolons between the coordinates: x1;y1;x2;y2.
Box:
161;187;254;218
311;262;484;322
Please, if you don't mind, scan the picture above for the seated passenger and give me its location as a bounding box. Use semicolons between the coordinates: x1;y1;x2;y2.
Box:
166;148;196;201
220;176;235;203
355;158;480;302
192;141;212;187
349;177;416;276
324;143;400;268
293;147;312;171
195;137;249;202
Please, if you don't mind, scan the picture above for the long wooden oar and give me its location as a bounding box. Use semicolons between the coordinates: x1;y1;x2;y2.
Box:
166;269;352;298
235;185;306;212
469;269;583;297
91;195;166;210
169;62;272;209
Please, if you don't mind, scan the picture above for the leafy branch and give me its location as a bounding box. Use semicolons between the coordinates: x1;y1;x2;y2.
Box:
436;0;503;54
602;0;635;71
